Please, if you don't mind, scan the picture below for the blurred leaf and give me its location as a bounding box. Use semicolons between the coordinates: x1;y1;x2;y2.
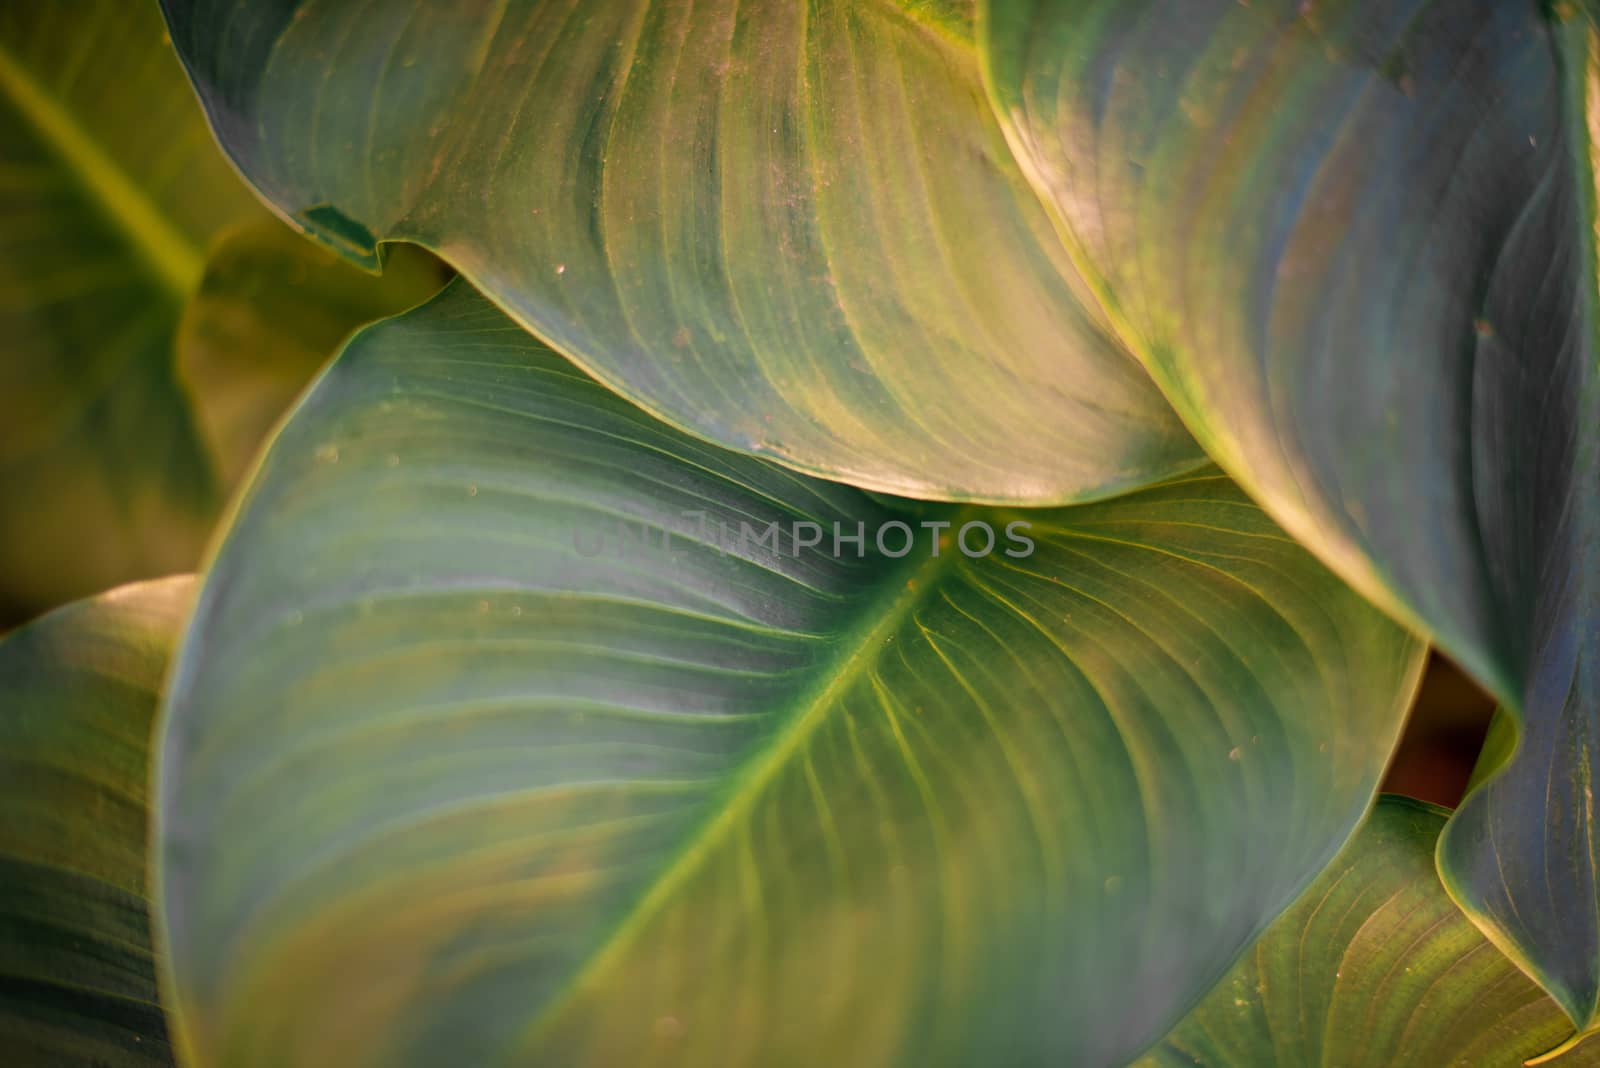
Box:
1138;797;1600;1067
157;282;1423;1068
157;0;1203;504
0;574;193;1067
0;1;265;622
0;2;448;626
979;0;1600;1028
176;219;446;485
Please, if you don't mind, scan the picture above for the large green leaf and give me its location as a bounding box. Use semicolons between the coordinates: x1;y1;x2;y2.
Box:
157;282;1423;1067
1139;797;1600;1067
157;0;1204;504
0;574;193;1066
980;0;1600;1029
0;0;264;623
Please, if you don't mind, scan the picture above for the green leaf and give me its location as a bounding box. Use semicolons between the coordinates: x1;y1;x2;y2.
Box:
157;282;1423;1067
157;0;1203;504
0;0;264;623
0;574;193;1067
979;0;1600;1028
0;2;450;627
1138;797;1600;1067
175;219;447;486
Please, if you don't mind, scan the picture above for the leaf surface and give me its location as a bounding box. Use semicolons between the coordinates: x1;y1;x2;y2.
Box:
176;219;445;485
980;0;1600;1027
0;1;263;622
158;282;1423;1067
0;575;194;1067
1140;797;1600;1067
0;3;447;627
158;0;1203;504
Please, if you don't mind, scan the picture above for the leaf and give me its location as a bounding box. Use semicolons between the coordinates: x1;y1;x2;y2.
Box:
979;0;1600;1028
156;282;1423;1067
175;219;447;486
0;0;264;623
157;0;1203;504
0;4;447;628
0;574;194;1067
1138;797;1600;1068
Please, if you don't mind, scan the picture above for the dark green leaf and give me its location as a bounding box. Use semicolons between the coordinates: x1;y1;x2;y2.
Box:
0;575;193;1066
1140;797;1600;1067
158;0;1203;504
157;282;1422;1067
979;0;1600;1028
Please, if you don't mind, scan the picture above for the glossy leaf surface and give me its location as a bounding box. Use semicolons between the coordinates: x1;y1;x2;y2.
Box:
981;0;1600;1027
158;0;1204;503
1140;797;1600;1067
158;283;1423;1067
0;575;193;1066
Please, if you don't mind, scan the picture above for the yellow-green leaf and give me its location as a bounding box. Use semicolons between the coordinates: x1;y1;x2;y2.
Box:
0;2;448;625
158;0;1203;504
176;219;446;485
0;1;263;622
1140;797;1600;1067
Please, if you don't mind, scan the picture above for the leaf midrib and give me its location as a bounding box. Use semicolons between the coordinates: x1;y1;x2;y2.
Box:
519;507;973;1047
0;37;203;296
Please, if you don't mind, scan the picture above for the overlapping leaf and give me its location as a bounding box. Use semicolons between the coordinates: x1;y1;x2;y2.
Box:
158;0;1204;504
0;574;193;1066
176;219;445;486
0;1;263;623
0;3;445;627
1140;797;1600;1067
980;0;1600;1029
157;283;1423;1067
